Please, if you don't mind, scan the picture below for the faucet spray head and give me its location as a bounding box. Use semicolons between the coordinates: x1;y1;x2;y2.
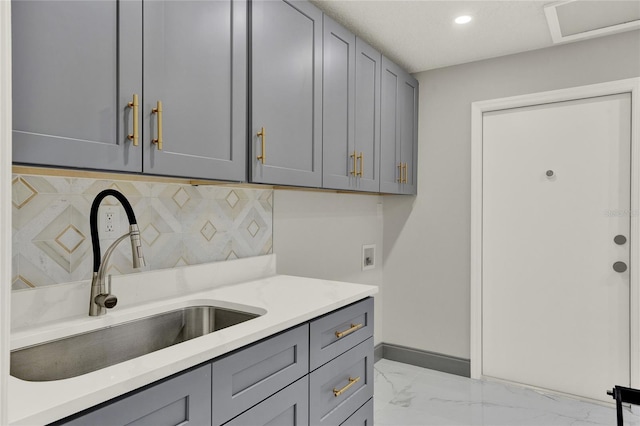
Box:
129;224;146;269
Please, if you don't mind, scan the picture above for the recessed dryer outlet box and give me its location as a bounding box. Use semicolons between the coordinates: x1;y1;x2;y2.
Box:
362;244;376;271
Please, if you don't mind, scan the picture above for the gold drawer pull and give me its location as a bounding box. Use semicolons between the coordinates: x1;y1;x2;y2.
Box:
357;152;363;177
333;376;360;397
257;127;266;164
335;323;363;339
403;162;408;183
350;151;357;176
152;100;163;150
397;163;403;183
127;94;139;146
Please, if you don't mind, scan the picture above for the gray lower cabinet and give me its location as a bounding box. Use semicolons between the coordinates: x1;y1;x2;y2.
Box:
309;297;374;370
322;14;381;193
13;0;246;182
309;338;374;426
340;399;373;426
224;377;310;426
212;324;309;426
12;0;142;172
251;0;323;187
51;298;374;426
56;364;212;426
379;57;419;195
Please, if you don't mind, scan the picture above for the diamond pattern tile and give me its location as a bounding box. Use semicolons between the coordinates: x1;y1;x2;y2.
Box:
55;225;85;254
12;174;273;290
226;190;240;208
12;275;35;290
12;177;38;209
172;187;191;208
247;220;260;237
174;257;188;267
141;223;161;246
200;220;217;241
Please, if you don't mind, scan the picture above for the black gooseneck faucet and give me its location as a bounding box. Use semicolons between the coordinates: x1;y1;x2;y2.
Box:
89;189;145;316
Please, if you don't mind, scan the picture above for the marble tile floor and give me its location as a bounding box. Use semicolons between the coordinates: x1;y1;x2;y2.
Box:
374;359;640;426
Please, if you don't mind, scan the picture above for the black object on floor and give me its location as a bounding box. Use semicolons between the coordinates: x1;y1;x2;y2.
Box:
608;385;640;426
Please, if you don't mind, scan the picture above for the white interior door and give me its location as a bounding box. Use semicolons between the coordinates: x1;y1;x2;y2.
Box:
482;93;632;403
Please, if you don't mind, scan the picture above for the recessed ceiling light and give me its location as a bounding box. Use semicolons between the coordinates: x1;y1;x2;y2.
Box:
455;15;472;25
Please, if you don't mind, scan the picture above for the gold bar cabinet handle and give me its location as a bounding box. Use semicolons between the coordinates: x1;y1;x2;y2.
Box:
127;94;139;146
333;376;361;397
152;101;163;150
357;152;363;177
335;323;363;339
257;127;266;164
350;151;357;176
403;163;408;183
397;163;403;183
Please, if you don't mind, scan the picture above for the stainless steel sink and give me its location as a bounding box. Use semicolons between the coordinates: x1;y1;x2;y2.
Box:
11;305;260;382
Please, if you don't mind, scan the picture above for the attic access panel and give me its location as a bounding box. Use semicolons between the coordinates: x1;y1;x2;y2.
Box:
544;0;640;44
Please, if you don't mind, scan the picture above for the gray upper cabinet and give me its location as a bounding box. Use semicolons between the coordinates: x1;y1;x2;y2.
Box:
353;38;382;192
251;0;323;187
380;57;418;195
322;16;381;193
12;0;142;172
14;0;418;193
143;0;246;181
322;16;355;191
13;0;246;182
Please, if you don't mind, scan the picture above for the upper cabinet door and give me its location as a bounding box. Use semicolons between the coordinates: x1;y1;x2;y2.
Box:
380;58;402;194
400;72;418;195
380;57;418;194
143;0;247;181
251;0;323;187
354;38;381;193
12;0;142;172
321;22;380;193
322;16;355;191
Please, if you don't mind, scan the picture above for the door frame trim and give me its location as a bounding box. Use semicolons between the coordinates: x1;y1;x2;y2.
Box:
470;78;640;388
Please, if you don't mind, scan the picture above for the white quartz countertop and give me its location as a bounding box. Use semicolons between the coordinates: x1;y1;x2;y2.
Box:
8;255;378;425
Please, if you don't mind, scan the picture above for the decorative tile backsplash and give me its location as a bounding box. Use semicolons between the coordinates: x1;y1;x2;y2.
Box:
11;174;273;290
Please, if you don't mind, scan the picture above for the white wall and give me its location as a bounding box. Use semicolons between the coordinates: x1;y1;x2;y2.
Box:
383;30;640;359
273;190;384;344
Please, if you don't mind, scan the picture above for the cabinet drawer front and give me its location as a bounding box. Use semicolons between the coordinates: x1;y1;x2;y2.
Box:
224;376;309;426
57;364;211;426
212;324;309;426
310;298;373;370
340;398;373;426
309;338;374;426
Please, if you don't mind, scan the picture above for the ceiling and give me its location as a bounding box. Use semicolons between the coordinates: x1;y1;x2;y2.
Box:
309;0;640;73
